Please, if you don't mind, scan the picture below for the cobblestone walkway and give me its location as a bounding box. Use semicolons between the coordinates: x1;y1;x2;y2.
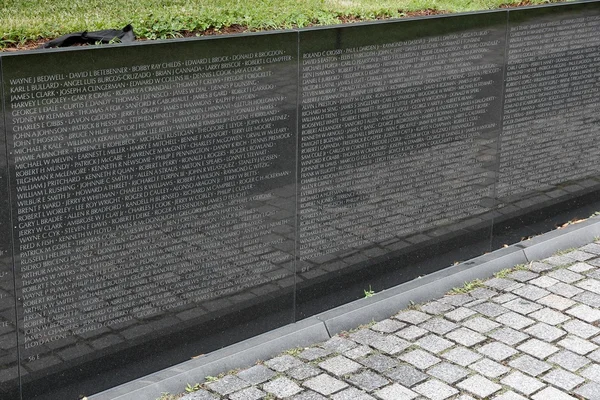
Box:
178;240;600;400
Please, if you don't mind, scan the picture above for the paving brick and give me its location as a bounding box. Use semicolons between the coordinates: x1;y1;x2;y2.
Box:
265;355;304;372
263;377;302;398
358;354;397;372
575;382;600;400
237;365;276;385
318;355;361;376
524;322;566;342
537;294;577;310
544;255;576;267
374;383;418;400
427;362;469;383
399;349;441;370
442;347;482;366
371;335;411;355
444;307;476;322
349;329;385;346
419;317;458;335
576;279;600;295
469;358;510;378
180;390;217;400
541;368;584;390
470;302;508;317
531;386;577;400
287;364;321;380
529;307;570;325
416;334;454;354
564;250;595;261
503;298;543;314
517;338;559;359
513;285;551;301
465;298;488;307
528;261;554;272
501;371;546;396
491;293;518;304
445;327;486;346
489;327;529;345
587;348;600;363
298;347;333;361
395;310;431;325
384;364;427;387
229;386;265;400
413;379;458;400
547;282;584;298
478;341;518;361
529;276;560;288
572;291;600;308
321;336;357;353
371;319;406;333
508;270;539;282
485;277;517;291
347;370;389;391
547;350;590;372
440;294;474;306
343;345;371;360
548;269;584;283
569;262;595;272
457;374;502;398
420;301;455;315
207;375;249;395
588;268;600;278
580;364;600;382
508;354;552;376
331;387;375;400
462;316;501;332
302;374;347;396
396;325;428;340
470;287;499;299
558;335;598;355
566;304;600;323
491;391;528;400
455;395;476;400
579;243;600;255
495;312;535;330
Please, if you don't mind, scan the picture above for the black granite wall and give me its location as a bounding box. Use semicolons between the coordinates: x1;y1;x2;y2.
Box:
1;1;599;398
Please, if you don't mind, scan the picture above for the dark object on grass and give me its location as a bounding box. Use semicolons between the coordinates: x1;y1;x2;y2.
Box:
41;24;135;48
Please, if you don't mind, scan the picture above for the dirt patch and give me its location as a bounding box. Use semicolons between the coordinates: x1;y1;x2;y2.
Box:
2;38;50;51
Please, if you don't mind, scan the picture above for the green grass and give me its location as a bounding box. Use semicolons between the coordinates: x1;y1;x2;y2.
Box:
448;278;484;294
1;0;562;47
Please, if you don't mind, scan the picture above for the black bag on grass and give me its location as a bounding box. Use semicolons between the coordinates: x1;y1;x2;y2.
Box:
41;24;135;48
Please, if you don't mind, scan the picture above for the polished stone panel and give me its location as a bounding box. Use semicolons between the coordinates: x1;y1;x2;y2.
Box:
494;1;600;242
297;13;507;316
1;32;297;399
0;57;20;400
0;2;599;399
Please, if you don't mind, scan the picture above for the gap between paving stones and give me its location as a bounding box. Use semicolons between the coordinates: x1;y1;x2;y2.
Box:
90;216;600;400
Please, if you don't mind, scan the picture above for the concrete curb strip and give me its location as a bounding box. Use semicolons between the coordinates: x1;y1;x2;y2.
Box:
90;216;600;400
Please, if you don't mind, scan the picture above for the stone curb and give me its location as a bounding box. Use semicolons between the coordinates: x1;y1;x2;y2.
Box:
90;216;600;400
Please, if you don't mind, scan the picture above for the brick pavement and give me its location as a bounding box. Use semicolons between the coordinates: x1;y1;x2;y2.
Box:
177;240;600;400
